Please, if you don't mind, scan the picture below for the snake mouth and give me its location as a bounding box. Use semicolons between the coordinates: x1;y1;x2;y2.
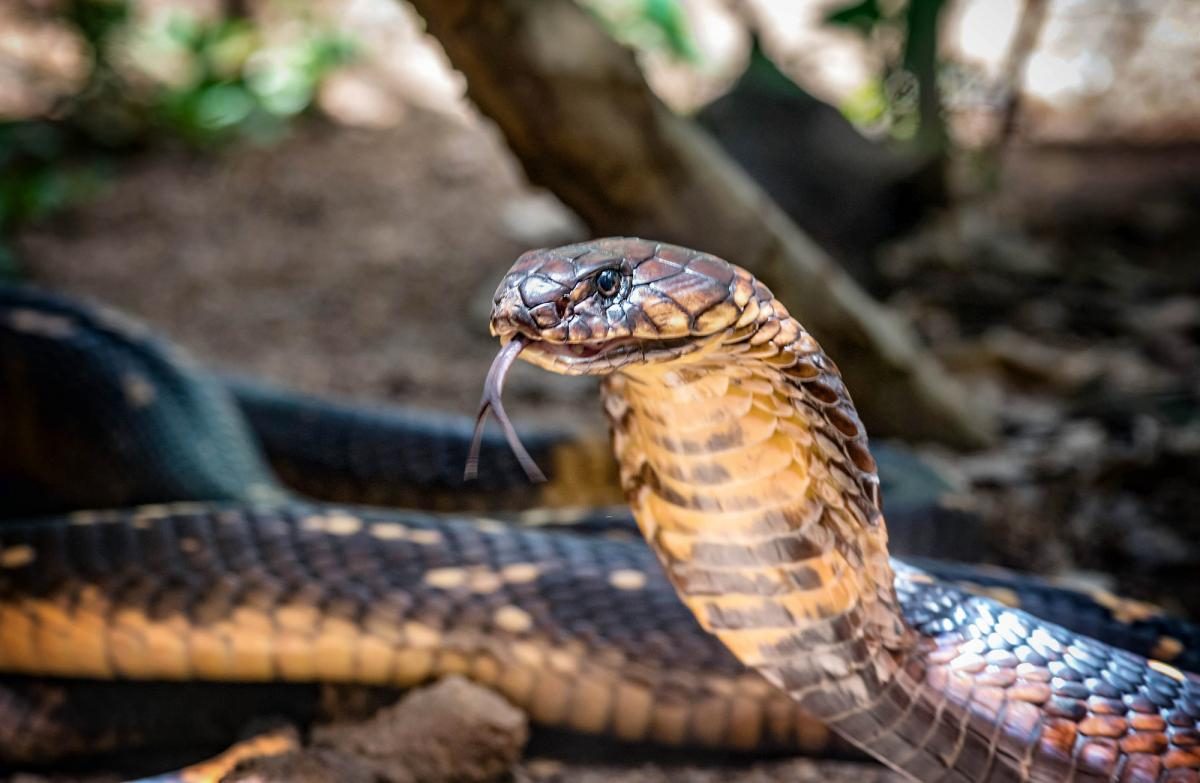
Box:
464;331;700;483
463;335;626;484
520;337;636;368
515;334;700;375
465;336;544;483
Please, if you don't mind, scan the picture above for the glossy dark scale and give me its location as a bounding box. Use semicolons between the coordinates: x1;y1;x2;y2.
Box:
908;556;1200;673
0;503;869;762
0;285;283;518
894;561;1200;781
232;378;618;512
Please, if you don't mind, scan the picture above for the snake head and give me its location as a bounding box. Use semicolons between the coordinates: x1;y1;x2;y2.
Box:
467;238;754;482
488;237;749;375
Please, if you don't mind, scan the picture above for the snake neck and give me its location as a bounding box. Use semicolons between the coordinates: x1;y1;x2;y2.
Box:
602;287;915;720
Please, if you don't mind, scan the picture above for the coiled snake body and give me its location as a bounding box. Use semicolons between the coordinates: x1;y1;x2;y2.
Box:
1;241;1198;781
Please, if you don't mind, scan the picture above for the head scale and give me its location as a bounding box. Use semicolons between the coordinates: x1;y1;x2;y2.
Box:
489;237;747;374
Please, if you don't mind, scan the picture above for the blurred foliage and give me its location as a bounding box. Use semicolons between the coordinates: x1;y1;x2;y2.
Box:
826;0;948;152
136;12;355;145
583;0;698;62
0;0;355;274
0;123;107;241
0;1;126;278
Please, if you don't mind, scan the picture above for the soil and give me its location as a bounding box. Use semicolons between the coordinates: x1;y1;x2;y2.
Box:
225;677;527;783
16;112;602;432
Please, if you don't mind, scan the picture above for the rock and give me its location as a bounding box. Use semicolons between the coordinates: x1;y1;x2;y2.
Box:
225;676;528;783
224;747;376;783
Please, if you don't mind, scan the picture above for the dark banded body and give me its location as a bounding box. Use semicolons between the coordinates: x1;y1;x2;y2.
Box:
0;505;1192;765
229;378;620;513
860;563;1200;782
490;238;1200;782
0;284;619;520
0;285;283;518
0;503;841;761
0;677;320;765
0;279;979;566
905;558;1200;674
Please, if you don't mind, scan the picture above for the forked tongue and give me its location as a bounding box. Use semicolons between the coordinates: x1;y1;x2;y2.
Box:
464;336;547;483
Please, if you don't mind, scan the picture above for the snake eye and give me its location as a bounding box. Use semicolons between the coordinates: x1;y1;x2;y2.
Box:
596;268;621;297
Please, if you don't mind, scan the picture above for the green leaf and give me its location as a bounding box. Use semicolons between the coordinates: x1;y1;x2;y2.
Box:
840;79;888;126
306;33;357;75
580;0;698;62
642;0;698;61
165;12;202;48
194;83;256;130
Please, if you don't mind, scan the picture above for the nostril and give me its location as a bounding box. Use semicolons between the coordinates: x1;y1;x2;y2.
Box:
529;303;560;328
513;307;537;331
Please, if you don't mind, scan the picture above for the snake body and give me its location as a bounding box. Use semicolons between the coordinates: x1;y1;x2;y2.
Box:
228;376;622;514
0;283;621;520
485;238;1200;782
0;502;846;757
2;257;1199;779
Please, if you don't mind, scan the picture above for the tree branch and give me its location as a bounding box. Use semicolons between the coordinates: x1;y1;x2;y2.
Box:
407;0;994;447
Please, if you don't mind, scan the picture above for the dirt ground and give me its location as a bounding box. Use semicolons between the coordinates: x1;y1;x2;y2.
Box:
16;112;601;431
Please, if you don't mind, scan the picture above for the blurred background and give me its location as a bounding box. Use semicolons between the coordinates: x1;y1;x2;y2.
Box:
2;0;1199;778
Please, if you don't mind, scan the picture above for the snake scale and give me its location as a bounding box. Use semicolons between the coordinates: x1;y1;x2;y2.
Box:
1;239;1198;781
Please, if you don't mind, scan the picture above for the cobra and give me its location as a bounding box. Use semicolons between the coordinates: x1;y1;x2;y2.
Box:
472;237;1200;782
